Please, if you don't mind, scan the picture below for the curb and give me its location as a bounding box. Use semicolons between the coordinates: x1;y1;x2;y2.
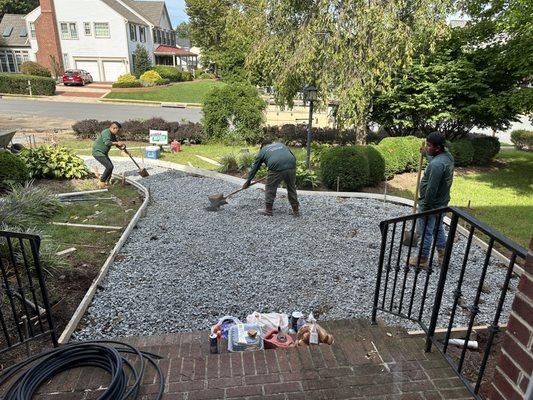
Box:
99;97;202;108
57;175;150;344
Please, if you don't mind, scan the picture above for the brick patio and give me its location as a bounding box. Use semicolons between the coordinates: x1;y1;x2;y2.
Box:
34;319;472;399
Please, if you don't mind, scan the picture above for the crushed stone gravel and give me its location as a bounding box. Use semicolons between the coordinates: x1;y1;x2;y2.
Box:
75;159;519;340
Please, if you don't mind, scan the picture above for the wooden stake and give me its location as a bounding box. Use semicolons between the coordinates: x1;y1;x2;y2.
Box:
336;176;340;192
51;222;122;230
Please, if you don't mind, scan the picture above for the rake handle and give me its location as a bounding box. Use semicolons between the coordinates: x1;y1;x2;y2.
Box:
225;177;267;199
123;148;143;171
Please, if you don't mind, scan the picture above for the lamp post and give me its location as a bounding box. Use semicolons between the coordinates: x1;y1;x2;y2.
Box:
303;85;318;169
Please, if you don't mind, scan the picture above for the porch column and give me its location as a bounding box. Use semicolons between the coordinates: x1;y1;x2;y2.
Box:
173;55;176;67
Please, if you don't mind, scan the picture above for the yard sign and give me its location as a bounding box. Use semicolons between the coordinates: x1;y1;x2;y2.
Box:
149;130;169;145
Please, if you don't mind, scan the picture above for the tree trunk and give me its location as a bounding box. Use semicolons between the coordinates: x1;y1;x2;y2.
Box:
356;122;367;145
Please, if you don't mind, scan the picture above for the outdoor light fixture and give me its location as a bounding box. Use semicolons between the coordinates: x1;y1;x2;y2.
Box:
303;85;318;169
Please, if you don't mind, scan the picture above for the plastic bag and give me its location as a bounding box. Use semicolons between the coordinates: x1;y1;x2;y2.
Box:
246;312;289;336
211;316;242;340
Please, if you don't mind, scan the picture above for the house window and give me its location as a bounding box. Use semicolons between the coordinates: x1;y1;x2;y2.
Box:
94;22;110;38
129;24;137;41
84;22;91;36
63;53;70;69
29;22;36;38
156;30;161;44
60;22;78;39
139;26;146;43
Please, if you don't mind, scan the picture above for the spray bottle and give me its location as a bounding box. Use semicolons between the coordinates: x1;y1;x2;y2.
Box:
308;312;319;345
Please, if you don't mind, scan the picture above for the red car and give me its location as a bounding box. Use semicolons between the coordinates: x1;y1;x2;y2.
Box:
62;69;93;86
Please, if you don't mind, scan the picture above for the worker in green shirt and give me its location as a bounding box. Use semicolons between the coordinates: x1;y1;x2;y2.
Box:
92;122;125;188
409;132;454;268
243;138;299;216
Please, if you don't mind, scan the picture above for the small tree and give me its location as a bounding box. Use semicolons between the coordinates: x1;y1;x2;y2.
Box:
133;44;151;78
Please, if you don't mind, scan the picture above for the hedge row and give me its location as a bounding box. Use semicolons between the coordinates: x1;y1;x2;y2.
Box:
0;73;56;96
263;124;357;145
72;118;205;143
151;66;193;82
320;134;501;190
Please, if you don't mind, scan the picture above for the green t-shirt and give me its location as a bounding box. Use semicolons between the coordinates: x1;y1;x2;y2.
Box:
246;143;296;183
92;128;116;157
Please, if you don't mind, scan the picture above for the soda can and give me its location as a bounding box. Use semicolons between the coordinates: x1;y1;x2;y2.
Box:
209;333;219;354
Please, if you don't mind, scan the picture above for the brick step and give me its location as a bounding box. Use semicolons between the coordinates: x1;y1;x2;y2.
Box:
34;318;473;399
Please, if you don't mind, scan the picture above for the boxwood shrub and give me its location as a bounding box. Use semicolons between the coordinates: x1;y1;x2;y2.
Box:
0;151;29;191
469;134;500;166
363;145;386;185
20;61;51;77
376;136;424;179
151;66;184;82
449;139;474;167
0;73;56;96
320;146;370;191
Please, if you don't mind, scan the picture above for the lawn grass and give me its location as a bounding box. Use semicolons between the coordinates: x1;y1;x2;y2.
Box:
104;80;225;104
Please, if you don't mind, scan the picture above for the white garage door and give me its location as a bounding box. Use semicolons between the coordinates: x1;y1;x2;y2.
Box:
103;61;127;82
75;60;100;81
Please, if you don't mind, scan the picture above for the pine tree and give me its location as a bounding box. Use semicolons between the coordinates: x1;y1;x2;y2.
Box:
133;44;151;78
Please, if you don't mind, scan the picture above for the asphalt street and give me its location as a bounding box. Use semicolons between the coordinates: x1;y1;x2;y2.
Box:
0;98;202;123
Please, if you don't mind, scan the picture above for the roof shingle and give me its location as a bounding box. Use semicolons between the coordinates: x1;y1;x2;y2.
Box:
0;14;30;47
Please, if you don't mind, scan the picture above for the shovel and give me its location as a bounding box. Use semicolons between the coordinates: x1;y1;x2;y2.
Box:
403;149;424;246
123;148;149;177
206;177;267;211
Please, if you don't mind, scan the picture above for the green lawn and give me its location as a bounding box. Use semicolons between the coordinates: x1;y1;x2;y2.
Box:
104;80;225;104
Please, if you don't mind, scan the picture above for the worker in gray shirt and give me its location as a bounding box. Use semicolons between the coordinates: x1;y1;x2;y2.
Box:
409;132;454;268
243;138;299;216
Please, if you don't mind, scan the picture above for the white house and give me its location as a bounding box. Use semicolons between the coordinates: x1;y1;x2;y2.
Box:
0;14;35;73
1;0;198;82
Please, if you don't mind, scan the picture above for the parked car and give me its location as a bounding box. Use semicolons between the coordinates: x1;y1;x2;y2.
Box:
62;69;93;86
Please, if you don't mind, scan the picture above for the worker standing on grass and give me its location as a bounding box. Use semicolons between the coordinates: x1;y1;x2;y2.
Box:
92;122;125;189
243;138;299;217
408;132;454;268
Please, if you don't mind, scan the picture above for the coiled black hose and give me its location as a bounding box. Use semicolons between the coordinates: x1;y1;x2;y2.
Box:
0;340;165;400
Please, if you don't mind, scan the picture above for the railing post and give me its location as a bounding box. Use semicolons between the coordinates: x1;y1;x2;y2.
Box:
425;211;459;352
372;223;388;325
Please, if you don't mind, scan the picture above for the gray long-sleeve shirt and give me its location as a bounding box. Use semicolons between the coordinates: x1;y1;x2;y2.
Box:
418;150;454;211
246;143;296;183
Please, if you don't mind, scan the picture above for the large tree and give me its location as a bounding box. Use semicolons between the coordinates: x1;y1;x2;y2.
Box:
185;0;263;81
175;21;190;39
246;0;452;143
0;0;38;17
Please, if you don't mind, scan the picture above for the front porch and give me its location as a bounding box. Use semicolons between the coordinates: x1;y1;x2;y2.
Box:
154;44;198;70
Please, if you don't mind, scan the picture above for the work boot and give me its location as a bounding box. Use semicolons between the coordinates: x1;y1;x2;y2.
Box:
407;255;428;268
291;204;300;217
97;181;107;189
258;204;273;216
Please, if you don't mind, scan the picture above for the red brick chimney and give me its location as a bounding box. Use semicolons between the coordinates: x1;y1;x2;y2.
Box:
35;0;63;75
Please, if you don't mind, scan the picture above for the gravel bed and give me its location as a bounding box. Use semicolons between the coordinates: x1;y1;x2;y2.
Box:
75;160;519;340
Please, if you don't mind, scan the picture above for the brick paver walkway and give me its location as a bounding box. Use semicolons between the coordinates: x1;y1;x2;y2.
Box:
34;319;472;399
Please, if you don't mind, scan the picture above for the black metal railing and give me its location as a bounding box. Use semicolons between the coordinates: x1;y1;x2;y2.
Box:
371;207;527;399
0;230;58;356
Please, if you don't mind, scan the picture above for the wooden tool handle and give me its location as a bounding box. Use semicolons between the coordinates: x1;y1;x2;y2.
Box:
226;177;267;199
413;148;425;212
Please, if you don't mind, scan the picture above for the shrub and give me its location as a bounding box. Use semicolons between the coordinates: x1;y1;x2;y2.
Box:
20;61;51;77
139;70;163;86
296;162;319;189
376;136;424;179
199;72;215;80
320;146;370;191
0;151;29;191
112;81;142;88
202;82;266;144
237;151;256;172
469;134;500;165
510;130;533;151
362;145;386;185
19;146;89;179
133;44;151;77
152;66;183;82
171;122;205;144
116;73;137;84
449;139;474;167
0;73;55;95
72;119;111;139
181;71;193;81
218;154;239;173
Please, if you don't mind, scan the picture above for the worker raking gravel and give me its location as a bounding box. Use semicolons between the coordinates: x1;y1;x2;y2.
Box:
243;137;299;217
92;121;125;188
